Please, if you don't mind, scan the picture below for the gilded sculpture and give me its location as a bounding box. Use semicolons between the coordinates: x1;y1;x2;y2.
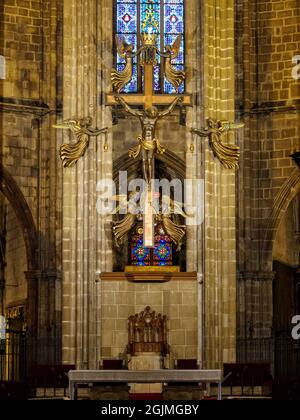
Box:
54;118;108;168
111;193;188;251
191;119;245;169
115;95;183;184
111;36;134;94
164;35;185;92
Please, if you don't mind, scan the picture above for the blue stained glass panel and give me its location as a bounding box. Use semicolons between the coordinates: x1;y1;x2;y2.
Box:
154;235;173;266
131;234;151;266
153;65;161;91
115;0;185;93
164;4;184;34
141;1;161;34
117;2;138;34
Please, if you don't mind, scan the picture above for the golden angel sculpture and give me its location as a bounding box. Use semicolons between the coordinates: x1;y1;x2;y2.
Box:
111;193;141;247
54;117;108;168
156;196;189;251
191;119;245;169
111;193;188;251
111;36;134;93
164;35;185;92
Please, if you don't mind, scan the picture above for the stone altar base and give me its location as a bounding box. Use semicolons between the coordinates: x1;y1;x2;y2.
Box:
128;353;163;394
89;385;130;401
163;385;204;401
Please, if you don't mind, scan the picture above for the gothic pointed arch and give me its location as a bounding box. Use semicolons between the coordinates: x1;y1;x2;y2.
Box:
262;168;300;263
0;163;38;270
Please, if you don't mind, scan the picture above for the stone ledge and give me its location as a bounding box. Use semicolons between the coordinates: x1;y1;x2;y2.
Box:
101;272;198;283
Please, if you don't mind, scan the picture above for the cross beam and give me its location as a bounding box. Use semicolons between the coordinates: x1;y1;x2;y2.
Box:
106;64;192;109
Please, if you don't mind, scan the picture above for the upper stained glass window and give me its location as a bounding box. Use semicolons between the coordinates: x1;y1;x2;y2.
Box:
115;0;185;94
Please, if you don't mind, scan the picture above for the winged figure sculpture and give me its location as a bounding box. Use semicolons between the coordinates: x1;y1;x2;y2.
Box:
164;35;185;92
191;119;245;169
111;36;134;93
54;118;108;167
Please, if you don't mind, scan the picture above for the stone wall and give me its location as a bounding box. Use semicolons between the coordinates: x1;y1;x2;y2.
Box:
0;0;63;364
4;202;27;305
235;0;300;354
1;0;298;373
273;193;300;267
61;0;113;369
101;279;198;363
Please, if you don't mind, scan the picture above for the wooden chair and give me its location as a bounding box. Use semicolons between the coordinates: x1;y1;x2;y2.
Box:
127;306;169;356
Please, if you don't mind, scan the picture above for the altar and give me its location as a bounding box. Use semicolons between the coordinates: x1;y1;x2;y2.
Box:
68;370;224;401
100;272;198;366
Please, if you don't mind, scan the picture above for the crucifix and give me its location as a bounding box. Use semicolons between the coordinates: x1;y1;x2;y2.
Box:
107;31;191;248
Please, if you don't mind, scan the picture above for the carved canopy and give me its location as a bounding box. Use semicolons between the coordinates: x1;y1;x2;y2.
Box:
127;306;168;356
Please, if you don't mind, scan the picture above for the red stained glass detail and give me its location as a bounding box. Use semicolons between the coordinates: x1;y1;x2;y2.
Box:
122;14;132;23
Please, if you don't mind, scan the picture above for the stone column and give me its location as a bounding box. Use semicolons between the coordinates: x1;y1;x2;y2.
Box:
25;270;41;371
0;281;4;316
37;269;62;364
61;0;113;369
238;271;275;342
185;0;205;367
201;0;237;368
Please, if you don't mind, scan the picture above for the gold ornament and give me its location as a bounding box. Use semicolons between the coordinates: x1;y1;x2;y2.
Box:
111;36;134;93
164;35;185;93
54;118;108;167
191;119;244;169
115;95;182;184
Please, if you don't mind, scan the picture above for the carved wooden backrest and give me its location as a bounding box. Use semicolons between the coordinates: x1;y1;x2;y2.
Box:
128;306;168;355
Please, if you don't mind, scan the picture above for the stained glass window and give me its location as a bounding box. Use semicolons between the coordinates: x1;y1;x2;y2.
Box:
153;235;173;267
130;224;173;267
130;227;151;266
115;0;185;94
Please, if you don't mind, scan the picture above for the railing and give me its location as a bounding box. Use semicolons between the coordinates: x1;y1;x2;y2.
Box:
0;330;27;382
237;336;300;381
237;338;274;365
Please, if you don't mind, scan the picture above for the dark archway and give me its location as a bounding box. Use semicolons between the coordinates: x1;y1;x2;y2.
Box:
261;168;300;270
0;163;38;270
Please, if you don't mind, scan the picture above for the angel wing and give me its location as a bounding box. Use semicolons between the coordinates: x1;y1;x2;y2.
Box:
164;35;185;92
160;215;186;251
54;118;107;168
168;34;182;60
53;120;79;131
209;137;240;169
171;200;194;218
218;121;245;132
161;196;193;218
54;119;90;168
111;36;134;93
112;213;137;246
110;195;128;216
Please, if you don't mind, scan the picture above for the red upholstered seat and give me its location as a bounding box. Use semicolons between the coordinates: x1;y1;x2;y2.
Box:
177;359;198;370
102;360;124;370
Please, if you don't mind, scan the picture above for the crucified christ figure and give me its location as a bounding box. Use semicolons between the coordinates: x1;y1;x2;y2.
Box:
115;95;182;184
